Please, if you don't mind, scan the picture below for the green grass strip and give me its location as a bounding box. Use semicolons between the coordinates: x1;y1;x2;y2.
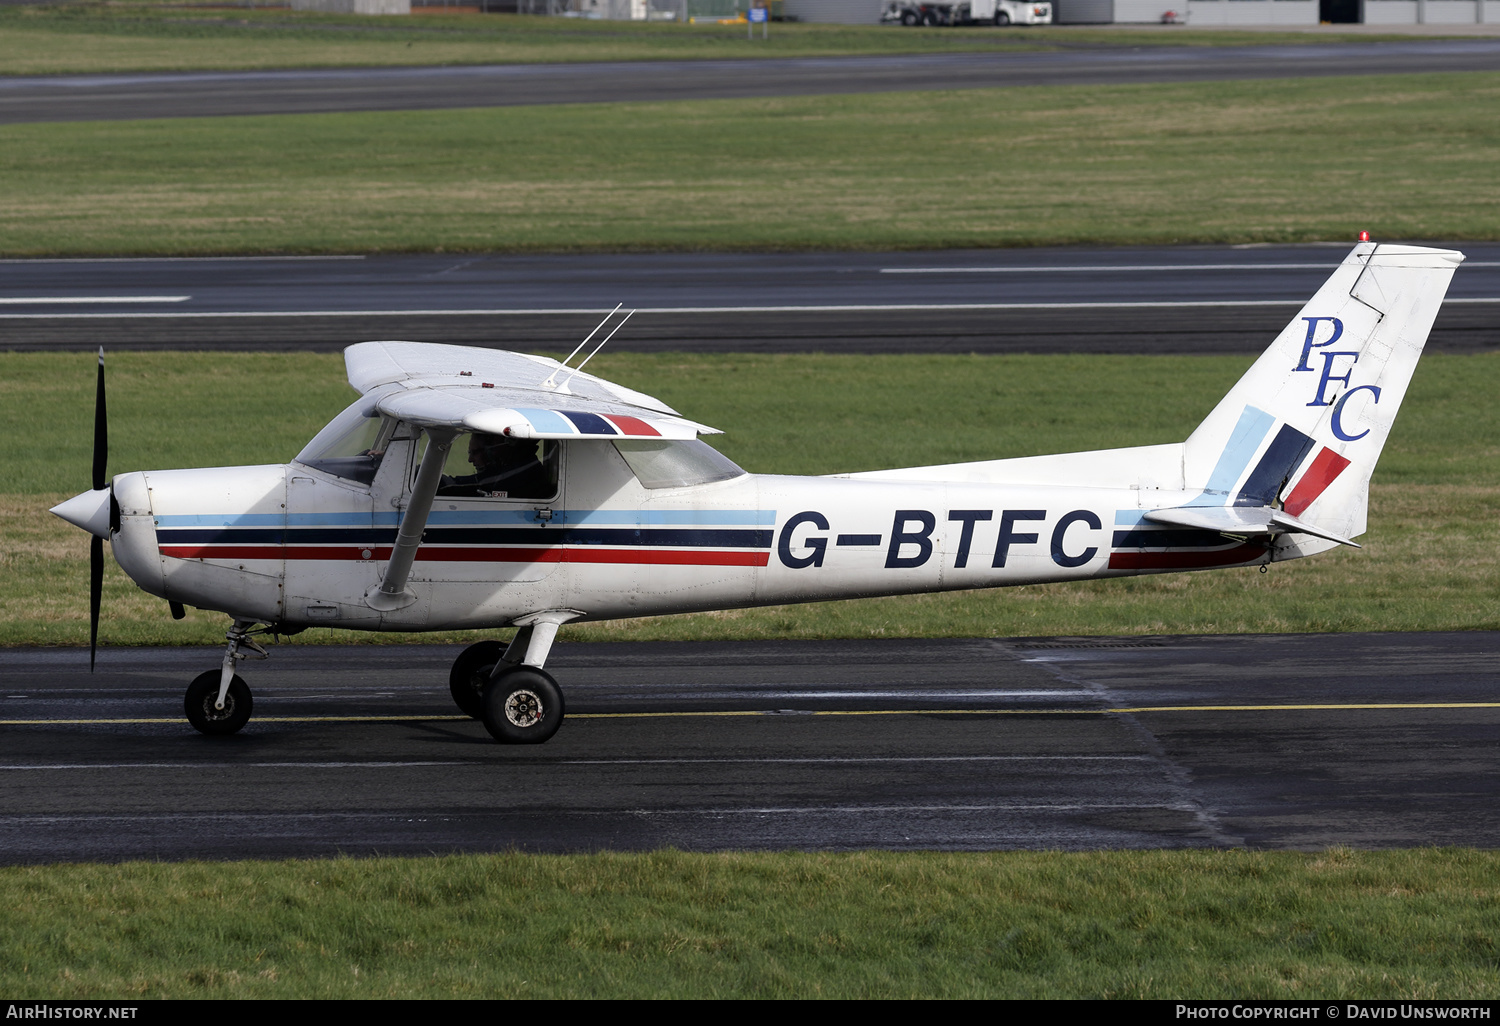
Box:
6;351;1498;645
4;72;1499;254
5;849;1500;998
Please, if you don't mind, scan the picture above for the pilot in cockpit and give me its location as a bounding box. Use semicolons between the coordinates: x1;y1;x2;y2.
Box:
439;432;553;499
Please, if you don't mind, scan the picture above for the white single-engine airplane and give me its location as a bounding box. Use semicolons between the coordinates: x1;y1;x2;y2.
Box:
52;241;1463;744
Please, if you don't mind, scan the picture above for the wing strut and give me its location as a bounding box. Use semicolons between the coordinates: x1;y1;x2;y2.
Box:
367;427;456;612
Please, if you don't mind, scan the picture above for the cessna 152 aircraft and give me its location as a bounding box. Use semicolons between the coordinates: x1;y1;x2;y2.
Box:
51;240;1463;744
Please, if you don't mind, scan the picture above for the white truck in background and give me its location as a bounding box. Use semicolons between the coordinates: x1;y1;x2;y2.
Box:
880;0;1052;25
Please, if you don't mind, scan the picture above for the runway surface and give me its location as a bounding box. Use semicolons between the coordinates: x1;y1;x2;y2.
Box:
2;632;1497;863
5;244;1497;354
4;40;1500;125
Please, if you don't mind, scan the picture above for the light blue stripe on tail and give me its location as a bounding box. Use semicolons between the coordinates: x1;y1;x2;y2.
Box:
1191;405;1275;504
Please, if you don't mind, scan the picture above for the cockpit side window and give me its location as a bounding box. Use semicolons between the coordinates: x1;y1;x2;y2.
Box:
294;398;398;486
434;433;560;500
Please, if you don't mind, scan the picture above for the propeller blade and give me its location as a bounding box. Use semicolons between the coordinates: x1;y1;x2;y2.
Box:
90;348;106;672
90;535;103;673
92;348;107;492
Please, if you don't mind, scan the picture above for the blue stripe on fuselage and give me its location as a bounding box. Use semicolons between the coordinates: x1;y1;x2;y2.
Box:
157;526;774;549
155;509;778;528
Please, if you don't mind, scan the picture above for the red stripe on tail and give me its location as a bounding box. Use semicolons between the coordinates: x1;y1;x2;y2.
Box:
1282;447;1352;517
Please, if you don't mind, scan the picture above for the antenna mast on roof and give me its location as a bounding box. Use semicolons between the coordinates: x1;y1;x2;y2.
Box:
549;306;636;390
556;308;635;390
544;304;624;390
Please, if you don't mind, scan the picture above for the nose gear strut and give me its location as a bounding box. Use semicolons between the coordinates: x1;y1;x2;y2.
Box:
216;620;270;711
186;620;274;736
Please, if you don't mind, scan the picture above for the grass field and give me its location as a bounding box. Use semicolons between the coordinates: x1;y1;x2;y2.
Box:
5;848;1500;998
4;71;1499;254
0;2;1423;76
8;350;1497;647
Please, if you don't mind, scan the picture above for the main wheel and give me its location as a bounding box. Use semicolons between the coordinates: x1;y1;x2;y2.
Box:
994;9;1010;23
900;9;919;23
449;640;505;719
185;670;252;736
481;666;565;745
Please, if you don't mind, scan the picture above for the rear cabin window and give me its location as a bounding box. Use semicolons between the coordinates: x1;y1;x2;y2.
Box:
613;439;745;489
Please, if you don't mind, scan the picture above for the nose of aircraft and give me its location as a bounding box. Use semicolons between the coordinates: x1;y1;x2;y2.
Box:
50;486;113;539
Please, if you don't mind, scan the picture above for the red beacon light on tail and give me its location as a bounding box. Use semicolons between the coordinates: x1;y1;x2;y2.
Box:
1358;230;1371;242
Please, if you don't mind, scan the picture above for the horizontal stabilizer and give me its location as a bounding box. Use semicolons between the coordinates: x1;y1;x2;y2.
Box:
1144;505;1361;548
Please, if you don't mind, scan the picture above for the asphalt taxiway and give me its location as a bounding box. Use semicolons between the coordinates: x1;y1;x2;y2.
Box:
4;244;1497;353
4;39;1500;125
2;633;1496;863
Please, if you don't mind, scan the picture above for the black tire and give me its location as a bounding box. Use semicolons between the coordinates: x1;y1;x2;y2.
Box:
449;640;505;719
185;669;252;736
994;9;1010;23
481;666;565;745
900;9;919;24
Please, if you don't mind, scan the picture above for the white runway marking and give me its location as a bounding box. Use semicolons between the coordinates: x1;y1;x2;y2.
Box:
0;755;1153;771
2;803;1198;824
675;688;1099;699
0;256;365;263
882;263;1344;274
883;261;1500;274
0;300;1330;319
0;295;188;305
0;298;1495;320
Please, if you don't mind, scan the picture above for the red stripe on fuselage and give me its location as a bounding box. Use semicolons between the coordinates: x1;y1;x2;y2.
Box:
1108;543;1268;571
159;544;769;567
1282;447;1352;517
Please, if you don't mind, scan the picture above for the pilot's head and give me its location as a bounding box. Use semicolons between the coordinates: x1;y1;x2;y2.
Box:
468;433;531;470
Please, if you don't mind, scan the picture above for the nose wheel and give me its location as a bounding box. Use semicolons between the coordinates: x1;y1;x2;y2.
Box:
184;619;269;736
185;669;252;735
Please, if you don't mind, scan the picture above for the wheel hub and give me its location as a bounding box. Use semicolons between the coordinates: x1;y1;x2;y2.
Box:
504;689;544;728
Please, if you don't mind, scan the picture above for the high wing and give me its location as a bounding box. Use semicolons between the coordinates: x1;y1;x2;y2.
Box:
345;340;720;440
345;340;720;613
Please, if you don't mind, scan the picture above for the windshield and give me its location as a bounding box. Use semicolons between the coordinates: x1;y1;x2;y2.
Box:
294;397;398;486
613;439;745;489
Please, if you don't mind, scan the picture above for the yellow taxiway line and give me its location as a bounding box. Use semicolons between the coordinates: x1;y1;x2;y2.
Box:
6;701;1500;727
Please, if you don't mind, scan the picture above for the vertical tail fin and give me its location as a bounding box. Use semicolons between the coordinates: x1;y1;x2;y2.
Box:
1181;242;1463;546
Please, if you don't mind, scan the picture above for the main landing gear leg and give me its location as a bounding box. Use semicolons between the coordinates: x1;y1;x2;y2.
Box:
185;619;267;736
464;611;578;745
